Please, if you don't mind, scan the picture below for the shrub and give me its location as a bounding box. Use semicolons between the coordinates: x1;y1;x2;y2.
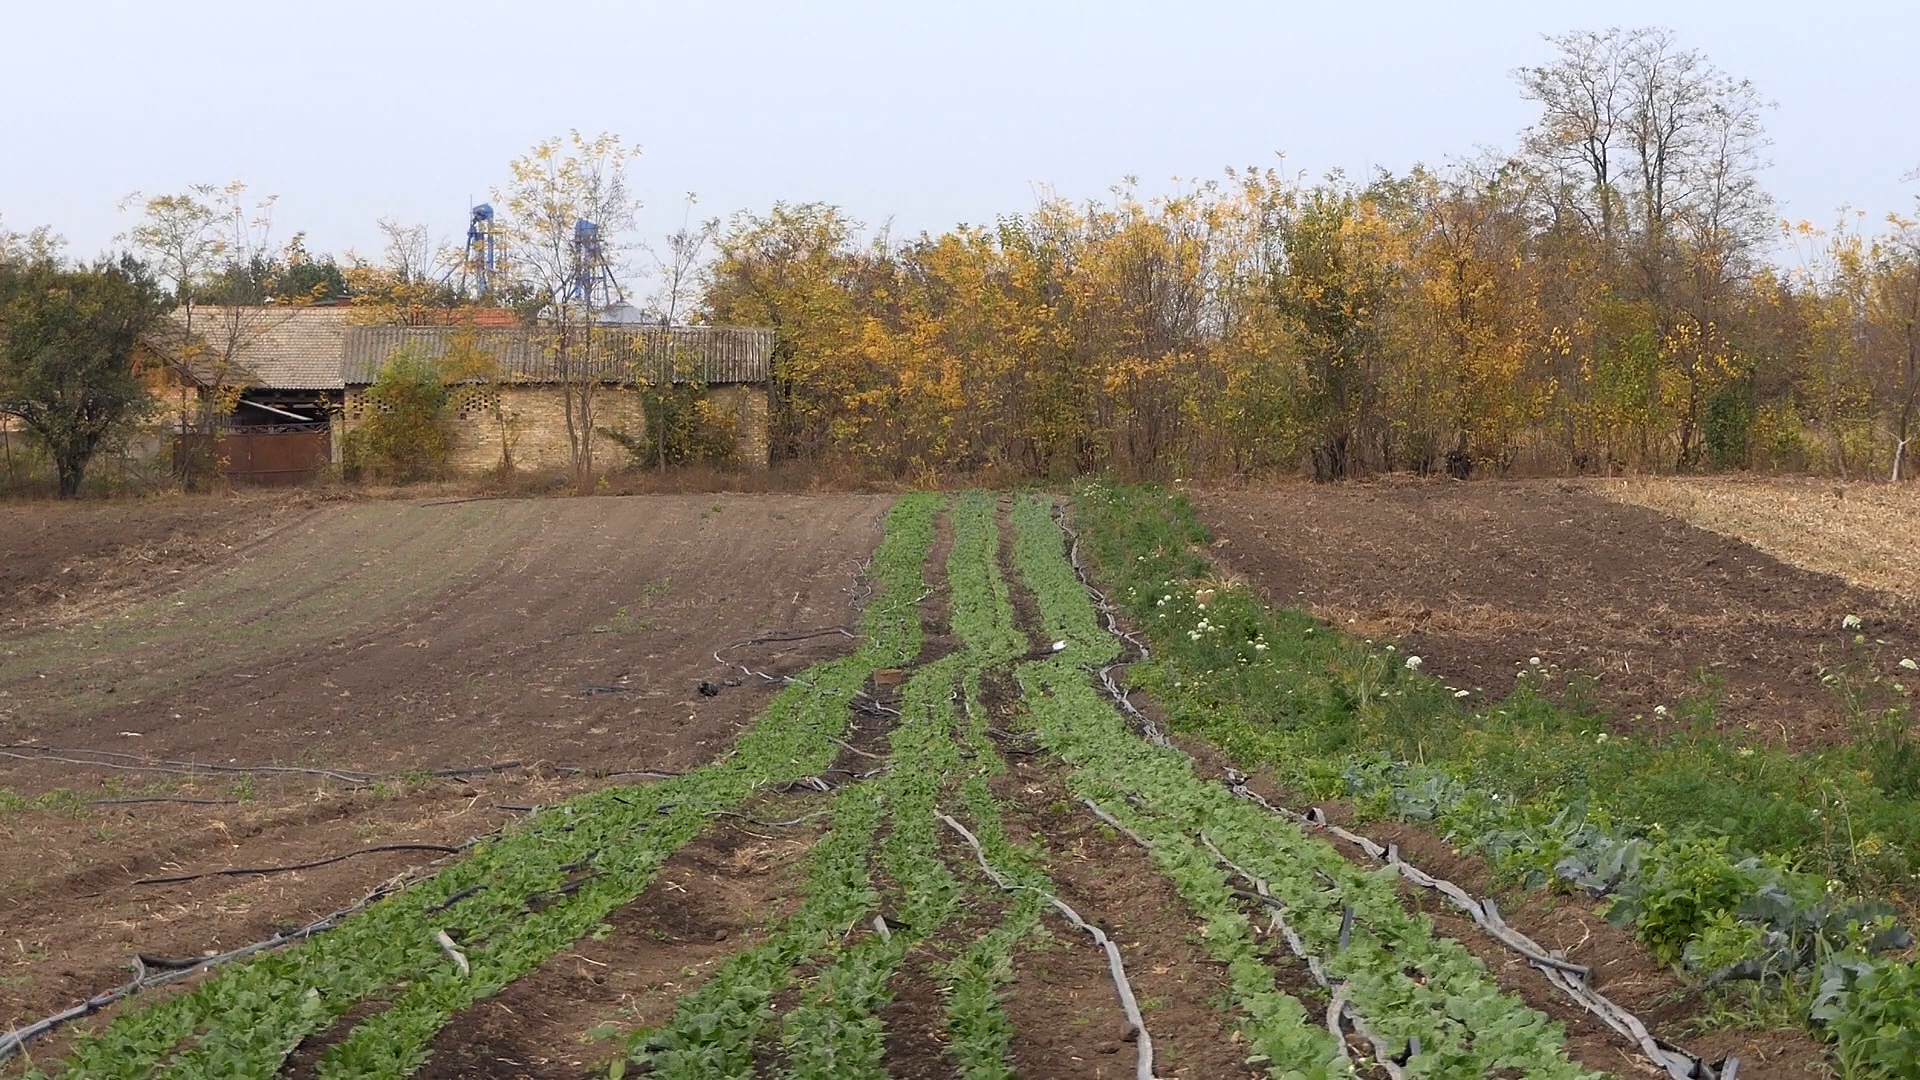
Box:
342;348;452;482
603;385;737;469
1703;378;1754;471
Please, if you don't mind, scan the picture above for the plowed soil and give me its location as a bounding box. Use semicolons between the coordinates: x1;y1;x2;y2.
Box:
0;492;310;632
0;494;891;1038
1194;479;1920;746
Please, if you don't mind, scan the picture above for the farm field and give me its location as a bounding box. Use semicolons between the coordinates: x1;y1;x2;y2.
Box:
0;494;891;1063
3;483;1912;1079
1602;477;1920;605
1193;479;1920;747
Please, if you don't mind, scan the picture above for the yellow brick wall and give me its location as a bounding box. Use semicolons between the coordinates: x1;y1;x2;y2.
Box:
712;384;771;469
341;382;769;474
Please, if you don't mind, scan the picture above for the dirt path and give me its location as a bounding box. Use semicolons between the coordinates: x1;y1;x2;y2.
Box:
1194;480;1920;746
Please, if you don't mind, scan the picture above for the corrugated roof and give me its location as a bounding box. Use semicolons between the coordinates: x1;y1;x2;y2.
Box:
341;325;774;386
155;306;356;390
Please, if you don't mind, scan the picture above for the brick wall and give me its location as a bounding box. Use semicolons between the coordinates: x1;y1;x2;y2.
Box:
714;384;772;469
341;382;770;474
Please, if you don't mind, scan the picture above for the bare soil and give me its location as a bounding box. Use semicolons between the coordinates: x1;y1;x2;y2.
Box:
0;493;891;1042
1605;476;1920;604
7;484;1847;1078
1194;479;1920;746
0;492;317;632
412;817;818;1080
993;758;1261;1080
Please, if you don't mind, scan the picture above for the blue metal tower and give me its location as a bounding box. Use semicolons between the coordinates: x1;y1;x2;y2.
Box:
569;218;622;308
463;204;496;296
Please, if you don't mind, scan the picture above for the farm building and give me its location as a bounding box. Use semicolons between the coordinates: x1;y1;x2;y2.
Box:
142;307;775;481
339;324;774;472
146;305;357;426
142;306;355;484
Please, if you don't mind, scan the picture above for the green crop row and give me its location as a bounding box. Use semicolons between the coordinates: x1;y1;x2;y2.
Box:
935;495;1057;1080
1067;482;1920;1075
28;494;943;1080
625;491;1045;1079
620;782;888;1078
1008;494;1601;1080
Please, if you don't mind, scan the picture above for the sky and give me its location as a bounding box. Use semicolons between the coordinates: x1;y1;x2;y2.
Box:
3;0;1916;289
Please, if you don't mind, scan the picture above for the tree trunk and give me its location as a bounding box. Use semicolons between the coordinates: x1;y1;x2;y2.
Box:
56;453;86;497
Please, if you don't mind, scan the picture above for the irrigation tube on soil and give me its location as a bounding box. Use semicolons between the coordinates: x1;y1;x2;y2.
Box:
1055;499;1731;1080
1220;772;1733;1080
0;853;456;1064
1193;830;1408;1080
1053;504;1169;747
938;811;1156;1080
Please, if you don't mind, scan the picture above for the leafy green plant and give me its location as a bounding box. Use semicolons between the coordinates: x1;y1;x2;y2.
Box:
1607;838;1761;965
1008;493;1598;1079
1069;480;1920;1051
27;495;943;1080
1826;959;1920;1079
625;491;1047;1079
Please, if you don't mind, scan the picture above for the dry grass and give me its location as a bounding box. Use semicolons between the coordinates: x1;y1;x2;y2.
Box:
1601;476;1920;602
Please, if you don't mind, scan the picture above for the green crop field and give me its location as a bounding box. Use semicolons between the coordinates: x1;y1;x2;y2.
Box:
3;488;1913;1080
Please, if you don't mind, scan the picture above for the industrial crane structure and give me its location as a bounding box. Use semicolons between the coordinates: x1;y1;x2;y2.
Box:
449;203;636;319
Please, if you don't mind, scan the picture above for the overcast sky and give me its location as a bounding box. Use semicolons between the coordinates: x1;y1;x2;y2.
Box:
4;0;1916;285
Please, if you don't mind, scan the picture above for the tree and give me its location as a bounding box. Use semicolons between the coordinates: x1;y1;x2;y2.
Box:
1517;27;1773;470
1870;216;1920;479
705;202;878;462
344;220;465;324
1516;28;1634;253
0;217;65;267
0;257;167;495
1269;180;1400;480
495;131;642;487
121;182;290;441
641;194;720;472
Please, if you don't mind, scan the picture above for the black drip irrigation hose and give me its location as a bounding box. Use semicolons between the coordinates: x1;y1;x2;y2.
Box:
1052;503;1170;747
0;841;472;1064
0;532;893;1064
1221;772;1736;1080
0;746;680;789
134;843;463;886
1050;499;1734;1080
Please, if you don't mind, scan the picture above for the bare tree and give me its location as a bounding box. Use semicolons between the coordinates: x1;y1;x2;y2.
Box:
1876;220;1920;480
641;194;721;472
377;219;448;286
1518;27;1773;468
495;131;642;489
121;183;288;440
345;220;461;325
1516;28;1634;252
